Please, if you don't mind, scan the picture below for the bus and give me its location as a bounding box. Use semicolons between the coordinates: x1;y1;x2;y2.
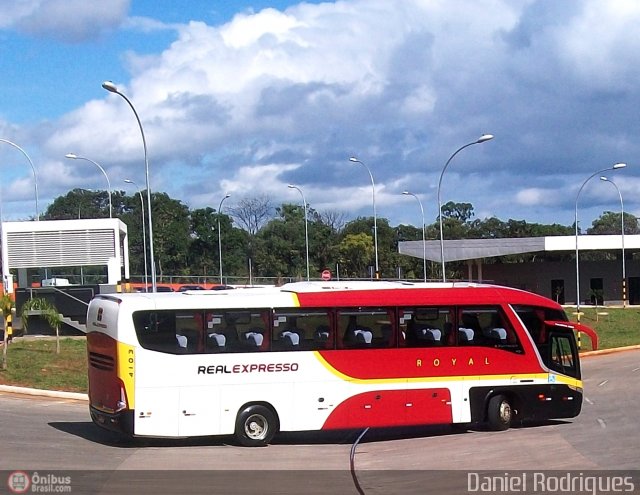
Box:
85;281;598;446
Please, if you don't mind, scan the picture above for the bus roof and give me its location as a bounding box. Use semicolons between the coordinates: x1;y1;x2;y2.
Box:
93;281;560;311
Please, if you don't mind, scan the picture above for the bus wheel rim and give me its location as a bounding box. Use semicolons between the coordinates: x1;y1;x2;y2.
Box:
245;413;268;439
499;400;512;423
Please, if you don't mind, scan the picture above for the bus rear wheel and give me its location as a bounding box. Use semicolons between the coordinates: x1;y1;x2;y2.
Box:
487;394;513;431
235;405;278;447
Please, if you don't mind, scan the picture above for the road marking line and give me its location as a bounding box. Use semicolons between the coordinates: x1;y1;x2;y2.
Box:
597;418;607;429
597;380;608;387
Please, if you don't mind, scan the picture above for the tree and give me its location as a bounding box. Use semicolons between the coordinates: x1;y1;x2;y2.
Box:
44;189;128;220
588;211;640;235
320;210;347;233
21;298;63;354
338;233;374;278
228;195;274;235
254;204;308;278
149;193;191;279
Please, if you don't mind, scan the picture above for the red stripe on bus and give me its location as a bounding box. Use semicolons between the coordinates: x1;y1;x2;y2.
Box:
317;347;542;380
322;388;453;429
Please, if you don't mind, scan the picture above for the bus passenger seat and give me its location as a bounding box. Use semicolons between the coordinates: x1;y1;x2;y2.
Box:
207;333;226;349
244;331;264;348
176;334;188;349
485;327;507;343
314;325;330;342
416;327;441;343
353;329;373;345
458;327;474;344
280;330;300;348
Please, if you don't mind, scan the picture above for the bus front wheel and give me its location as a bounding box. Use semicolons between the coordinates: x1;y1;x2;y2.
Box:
487;394;513;431
235;405;278;447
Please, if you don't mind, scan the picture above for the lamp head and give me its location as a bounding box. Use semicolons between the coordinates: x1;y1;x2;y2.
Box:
224;193;231;199
124;179;133;184
402;191;410;195
600;176;609;182
612;163;626;169
102;81;118;93
349;157;360;163
287;184;295;189
477;134;494;143
65;153;78;159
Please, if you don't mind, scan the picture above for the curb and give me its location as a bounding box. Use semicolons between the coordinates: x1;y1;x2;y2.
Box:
580;344;640;357
0;384;88;401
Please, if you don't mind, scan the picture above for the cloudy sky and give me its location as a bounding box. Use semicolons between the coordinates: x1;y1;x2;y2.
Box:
1;0;639;231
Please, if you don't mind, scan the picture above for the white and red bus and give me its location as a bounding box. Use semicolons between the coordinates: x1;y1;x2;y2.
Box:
86;281;597;446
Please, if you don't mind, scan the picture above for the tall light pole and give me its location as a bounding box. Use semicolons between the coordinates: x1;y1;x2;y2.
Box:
0;138;40;220
349;156;379;278
65;153;112;218
600;175;627;308
574;163;626;319
402;191;427;282
217;193;231;284
124;179;148;289
288;184;310;281
437;134;494;282
102;80;156;292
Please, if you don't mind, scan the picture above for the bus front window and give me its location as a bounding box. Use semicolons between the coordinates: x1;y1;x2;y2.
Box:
549;333;578;378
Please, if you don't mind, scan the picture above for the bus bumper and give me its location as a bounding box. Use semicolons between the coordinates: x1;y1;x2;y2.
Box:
90;405;134;435
469;384;582;423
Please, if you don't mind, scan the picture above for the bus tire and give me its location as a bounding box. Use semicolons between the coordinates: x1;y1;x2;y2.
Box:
235;404;278;447
487;394;513;431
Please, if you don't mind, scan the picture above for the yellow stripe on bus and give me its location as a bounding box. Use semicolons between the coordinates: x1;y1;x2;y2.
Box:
117;342;136;409
312;352;582;389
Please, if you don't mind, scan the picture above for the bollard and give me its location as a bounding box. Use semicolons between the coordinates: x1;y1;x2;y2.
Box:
6;313;12;343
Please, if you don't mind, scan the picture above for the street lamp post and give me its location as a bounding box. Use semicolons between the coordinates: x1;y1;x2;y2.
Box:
288;185;310;281
124;179;148;289
0;138;40;220
600;175;627;308
102;81;156;292
574;163;626;319
402;191;427;283
437;134;494;282
65;153;112;218
217;194;231;284
349;157;379;278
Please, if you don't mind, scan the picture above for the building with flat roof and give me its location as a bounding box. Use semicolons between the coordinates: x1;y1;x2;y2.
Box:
1;218;129;291
399;235;638;305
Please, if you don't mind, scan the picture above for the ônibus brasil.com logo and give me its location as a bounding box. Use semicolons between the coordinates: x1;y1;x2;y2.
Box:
7;471;72;493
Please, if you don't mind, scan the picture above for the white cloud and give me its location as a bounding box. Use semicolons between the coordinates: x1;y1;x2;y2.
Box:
5;0;640;228
0;0;130;42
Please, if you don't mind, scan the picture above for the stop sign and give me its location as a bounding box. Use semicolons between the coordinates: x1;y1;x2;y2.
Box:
321;269;331;281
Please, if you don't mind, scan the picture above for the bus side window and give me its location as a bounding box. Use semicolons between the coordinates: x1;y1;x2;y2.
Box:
134;311;186;354
238;310;270;351
272;310;333;351
460;307;523;353
403;307;451;348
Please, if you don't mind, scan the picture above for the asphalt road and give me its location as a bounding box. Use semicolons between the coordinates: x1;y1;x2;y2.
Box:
0;350;638;494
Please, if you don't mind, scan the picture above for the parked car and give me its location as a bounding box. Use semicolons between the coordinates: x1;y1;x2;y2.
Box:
178;285;205;291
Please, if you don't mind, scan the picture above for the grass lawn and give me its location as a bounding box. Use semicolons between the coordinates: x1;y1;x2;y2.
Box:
0;309;638;393
566;306;640;351
0;337;87;392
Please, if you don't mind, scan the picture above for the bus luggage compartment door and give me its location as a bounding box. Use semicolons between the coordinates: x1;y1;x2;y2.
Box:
134;387;180;437
405;387;453;425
